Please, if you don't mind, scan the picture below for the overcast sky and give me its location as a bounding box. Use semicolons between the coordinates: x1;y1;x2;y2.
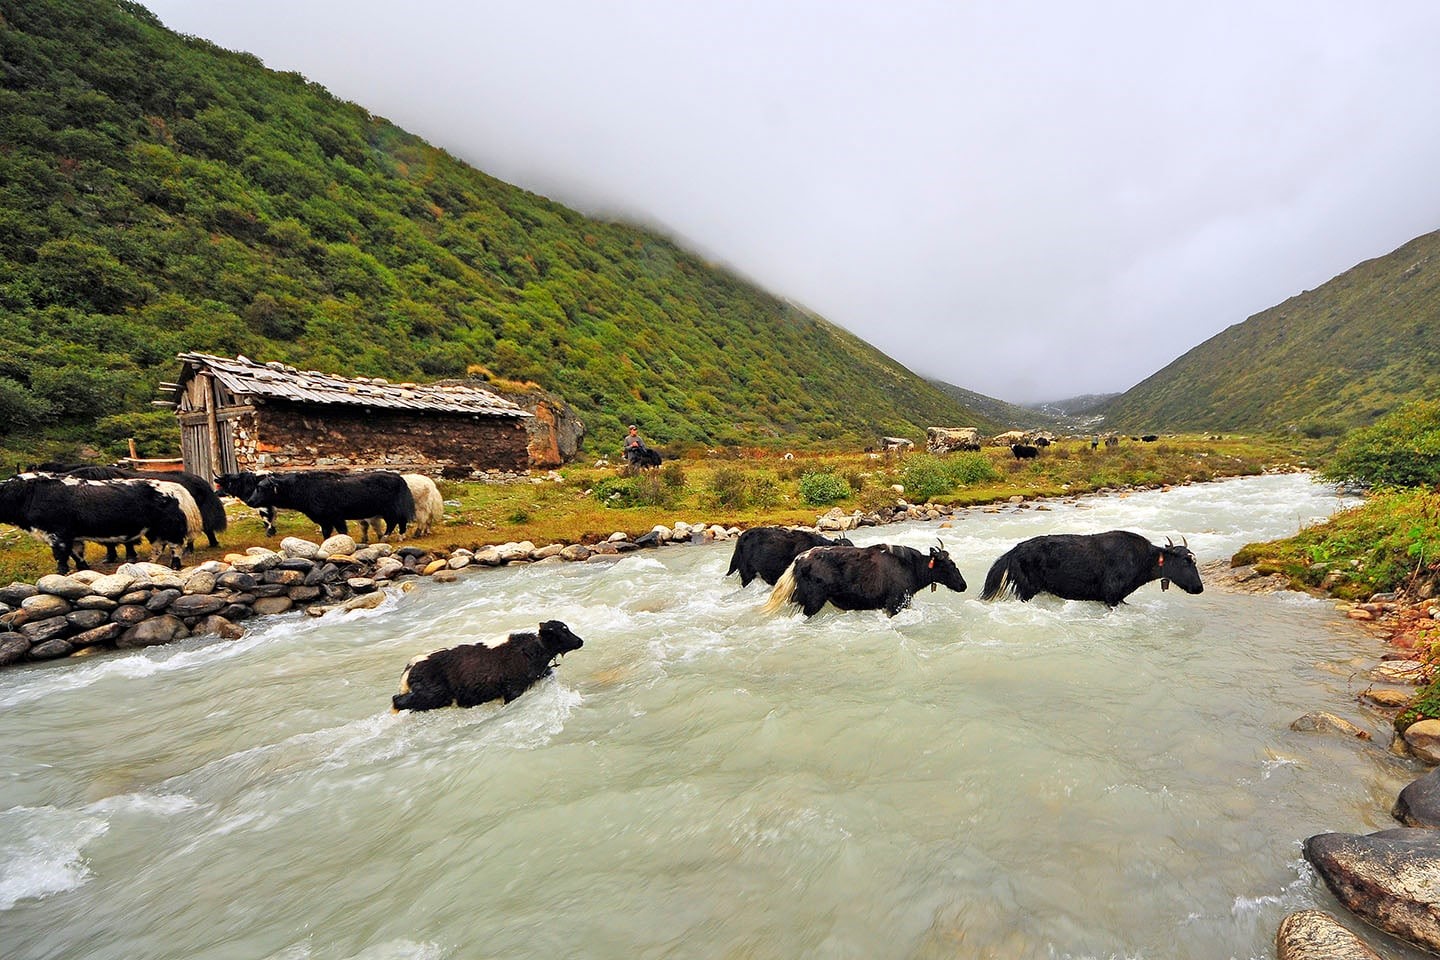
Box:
144;1;1440;403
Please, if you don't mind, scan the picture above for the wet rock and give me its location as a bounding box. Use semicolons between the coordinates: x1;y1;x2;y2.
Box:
192;616;244;640
1394;768;1440;827
275;558;316;573
304;590;388;616
372;558;405;580
559;544;592;562
0;635;32;666
1275;910;1383;959
0;609;31;631
431;569;459;583
0;582;38;606
220;604;254;622
110;604;150;626
168;594;228;619
19;616;71;644
249;583;289;599
117;614;188;648
21;594;72;619
117;589;153;605
145;588;182;612
28;637;75;661
251;597;294;616
263;569;307;586
347;578;377;594
473;549;502;566
1402;719;1440;763
1372;660;1428;684
422;559;449;576
1361;688;1412;709
68;622;123;647
1290;712;1372;740
304;563;341;586
448;555;472;570
65;609;110;632
35;574;93;600
286;585;323;603
1304;828;1440;953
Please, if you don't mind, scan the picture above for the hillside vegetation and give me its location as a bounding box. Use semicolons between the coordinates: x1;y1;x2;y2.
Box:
1102;229;1440;434
0;0;978;461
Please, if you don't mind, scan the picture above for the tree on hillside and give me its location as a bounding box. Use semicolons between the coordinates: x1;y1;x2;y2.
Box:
1321;400;1440;488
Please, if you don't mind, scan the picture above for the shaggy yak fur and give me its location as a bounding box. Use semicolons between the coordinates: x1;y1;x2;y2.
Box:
763;542;968;617
392;620;585;711
725;526;853;587
980;530;1204;607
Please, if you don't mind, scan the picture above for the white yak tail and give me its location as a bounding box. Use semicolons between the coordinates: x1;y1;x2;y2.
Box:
761;563;800;615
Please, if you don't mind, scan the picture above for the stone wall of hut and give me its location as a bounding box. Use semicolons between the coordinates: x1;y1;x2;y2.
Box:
241;402;530;477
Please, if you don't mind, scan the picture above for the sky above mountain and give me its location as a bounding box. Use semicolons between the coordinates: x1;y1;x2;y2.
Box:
143;1;1440;403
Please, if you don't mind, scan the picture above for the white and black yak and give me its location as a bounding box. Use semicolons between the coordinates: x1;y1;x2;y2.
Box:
980;531;1203;607
392;620;585;711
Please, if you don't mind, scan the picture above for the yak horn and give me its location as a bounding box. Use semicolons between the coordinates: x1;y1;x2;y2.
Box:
1165;536;1174;548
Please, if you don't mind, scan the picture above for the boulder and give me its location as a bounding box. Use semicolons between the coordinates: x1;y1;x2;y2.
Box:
447;555;472;570
20;593;72;619
65;609;110;632
28;638;75;661
182;571;217;595
1372;660;1428;684
251;597;294;616
1394;768;1440;827
317;534;357;558
280;537;321;560
35;574;94;600
559;544;592;562
1289;712;1372;740
231;551;282;573
925;426;982;454
145;588;182;612
216;571;258;592
191;616;244;640
422;559;449;576
110;604;151;626
1275;910;1382;960
1304;828;1440;953
1403;719;1440;764
0;635;32;666
167;594;228;619
116;562;174;580
68;622;123;647
73;595;118;612
0;582;38;606
117;614;189;648
19;615;72;644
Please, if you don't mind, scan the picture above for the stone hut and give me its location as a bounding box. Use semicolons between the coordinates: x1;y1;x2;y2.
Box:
164;353;532;480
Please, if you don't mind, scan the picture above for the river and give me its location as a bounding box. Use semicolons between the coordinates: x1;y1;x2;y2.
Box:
0;473;1427;959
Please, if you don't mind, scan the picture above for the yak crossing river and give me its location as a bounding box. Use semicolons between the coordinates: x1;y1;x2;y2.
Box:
1;473;1429;960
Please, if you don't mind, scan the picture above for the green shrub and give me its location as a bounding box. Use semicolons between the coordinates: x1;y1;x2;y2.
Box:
707;466;749;509
944;452;999;486
900;455;954;502
798;471;850;506
660;462;686;488
1322;400;1440;488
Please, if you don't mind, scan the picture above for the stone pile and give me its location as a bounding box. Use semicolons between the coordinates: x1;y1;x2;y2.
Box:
0;522;745;670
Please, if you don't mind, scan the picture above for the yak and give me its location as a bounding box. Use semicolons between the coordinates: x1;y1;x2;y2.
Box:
0;475;192;574
981;530;1203;607
726;526;853;587
392;620;585;711
66;465;226;551
247;470;415;540
1011;443;1040;460
359;474;444;542
215;471;278;535
763;541;967;617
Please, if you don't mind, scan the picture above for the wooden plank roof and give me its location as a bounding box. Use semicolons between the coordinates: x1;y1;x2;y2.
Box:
173;353;531;418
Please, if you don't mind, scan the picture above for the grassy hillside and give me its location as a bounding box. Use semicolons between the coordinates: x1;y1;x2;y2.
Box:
1102;229;1440;434
0;0;978;461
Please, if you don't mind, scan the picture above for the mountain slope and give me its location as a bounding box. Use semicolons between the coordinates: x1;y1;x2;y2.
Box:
1102;229;1440;433
929;381;1081;433
0;0;979;455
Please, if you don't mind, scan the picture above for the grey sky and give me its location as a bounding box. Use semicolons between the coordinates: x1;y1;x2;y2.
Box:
144;1;1440;403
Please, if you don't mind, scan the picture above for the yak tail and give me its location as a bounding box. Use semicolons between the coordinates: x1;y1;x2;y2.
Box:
200;492;228;534
148;480;205;541
980;547;1017;601
761;563;799;615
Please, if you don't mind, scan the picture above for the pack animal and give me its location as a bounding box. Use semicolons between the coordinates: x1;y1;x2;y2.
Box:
0;475;193;574
981;530;1203;607
247;471;415;540
1011;443;1040;460
625;446;662;469
392;620;585;711
725;526;853;587
763;541;968;617
359;474;444;542
214;471;277;535
65;466;226;553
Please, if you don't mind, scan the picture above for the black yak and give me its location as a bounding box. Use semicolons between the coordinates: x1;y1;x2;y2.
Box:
248;470;415;540
726;526;852;587
392;620;585;711
0;475;192;573
763;541;967;617
981;531;1203;607
1011;443;1040;460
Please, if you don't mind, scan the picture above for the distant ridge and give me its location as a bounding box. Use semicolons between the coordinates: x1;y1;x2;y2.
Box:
930;382;1107;434
1102;229;1440;434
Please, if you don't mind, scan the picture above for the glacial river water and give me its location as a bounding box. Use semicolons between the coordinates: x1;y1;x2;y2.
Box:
0;473;1430;959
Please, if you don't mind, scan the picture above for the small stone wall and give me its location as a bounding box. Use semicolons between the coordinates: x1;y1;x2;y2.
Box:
245;403;530;477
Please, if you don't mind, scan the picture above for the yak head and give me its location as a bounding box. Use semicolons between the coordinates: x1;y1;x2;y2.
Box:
1158;537;1204;594
926;540;968;594
539;620;585;658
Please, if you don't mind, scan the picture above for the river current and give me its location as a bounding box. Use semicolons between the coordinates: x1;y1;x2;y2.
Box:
0;473;1428;959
